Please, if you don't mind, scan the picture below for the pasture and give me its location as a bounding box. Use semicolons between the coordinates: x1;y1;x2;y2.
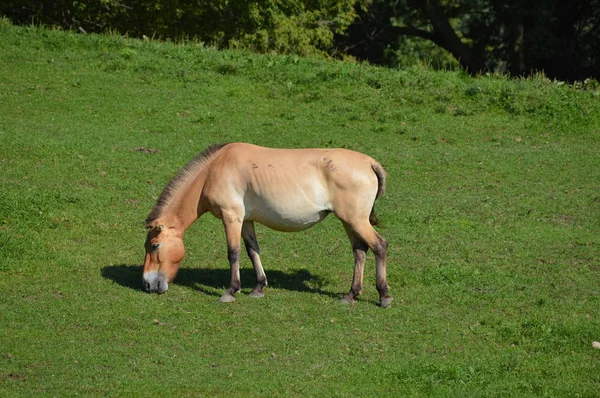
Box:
1;18;599;396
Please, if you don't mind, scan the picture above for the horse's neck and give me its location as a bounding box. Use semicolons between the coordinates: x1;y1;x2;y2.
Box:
162;171;208;232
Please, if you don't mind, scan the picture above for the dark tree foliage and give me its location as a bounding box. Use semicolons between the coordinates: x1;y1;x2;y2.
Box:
2;0;599;80
337;0;600;81
1;0;359;56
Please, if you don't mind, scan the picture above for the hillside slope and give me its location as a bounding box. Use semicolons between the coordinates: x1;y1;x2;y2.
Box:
1;19;599;396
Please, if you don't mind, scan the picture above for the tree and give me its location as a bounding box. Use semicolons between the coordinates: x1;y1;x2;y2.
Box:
1;0;359;56
336;0;488;72
3;0;599;79
337;0;600;80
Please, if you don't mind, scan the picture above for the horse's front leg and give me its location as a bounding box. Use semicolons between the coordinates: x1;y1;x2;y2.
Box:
242;221;268;298
219;211;244;303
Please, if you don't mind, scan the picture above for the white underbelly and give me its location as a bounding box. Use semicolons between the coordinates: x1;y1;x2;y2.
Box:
243;189;331;232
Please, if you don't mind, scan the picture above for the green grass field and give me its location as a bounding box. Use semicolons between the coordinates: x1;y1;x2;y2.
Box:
1;18;599;396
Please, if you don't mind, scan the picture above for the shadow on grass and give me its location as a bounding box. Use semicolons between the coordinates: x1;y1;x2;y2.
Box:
101;264;337;298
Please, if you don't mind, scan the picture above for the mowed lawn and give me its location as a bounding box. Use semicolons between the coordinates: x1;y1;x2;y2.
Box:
1;19;599;396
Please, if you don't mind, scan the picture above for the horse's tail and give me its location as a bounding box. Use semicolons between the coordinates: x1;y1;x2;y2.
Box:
369;162;387;226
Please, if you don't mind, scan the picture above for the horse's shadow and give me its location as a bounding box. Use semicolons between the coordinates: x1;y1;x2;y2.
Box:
101;264;337;298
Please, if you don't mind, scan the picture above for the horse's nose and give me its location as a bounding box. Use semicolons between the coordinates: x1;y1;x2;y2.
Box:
142;273;157;292
156;279;168;294
143;271;167;293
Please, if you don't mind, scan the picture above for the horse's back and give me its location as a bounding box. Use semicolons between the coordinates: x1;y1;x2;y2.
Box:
219;143;378;176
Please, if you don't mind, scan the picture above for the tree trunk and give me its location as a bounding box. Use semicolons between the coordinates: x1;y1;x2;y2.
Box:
509;22;526;76
419;0;486;74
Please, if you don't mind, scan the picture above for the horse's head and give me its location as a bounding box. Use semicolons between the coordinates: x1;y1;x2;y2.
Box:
142;223;185;293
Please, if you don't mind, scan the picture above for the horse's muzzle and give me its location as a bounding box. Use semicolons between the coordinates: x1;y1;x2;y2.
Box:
143;271;168;294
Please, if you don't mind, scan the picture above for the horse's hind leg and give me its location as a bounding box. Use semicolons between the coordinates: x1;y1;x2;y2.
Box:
373;230;392;308
343;220;392;308
242;221;268;298
340;225;368;305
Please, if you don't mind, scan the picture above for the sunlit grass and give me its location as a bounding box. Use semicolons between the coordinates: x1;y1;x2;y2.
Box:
1;19;599;396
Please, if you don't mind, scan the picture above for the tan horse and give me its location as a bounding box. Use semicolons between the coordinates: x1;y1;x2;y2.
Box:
143;143;392;307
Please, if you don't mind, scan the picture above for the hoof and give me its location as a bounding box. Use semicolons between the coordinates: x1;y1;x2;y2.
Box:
248;291;264;298
339;295;356;305
380;296;393;308
219;293;237;303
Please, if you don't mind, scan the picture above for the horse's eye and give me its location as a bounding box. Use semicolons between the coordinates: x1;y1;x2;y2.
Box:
151;243;161;251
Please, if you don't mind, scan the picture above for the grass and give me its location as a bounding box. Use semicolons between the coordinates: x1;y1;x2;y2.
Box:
1;18;600;396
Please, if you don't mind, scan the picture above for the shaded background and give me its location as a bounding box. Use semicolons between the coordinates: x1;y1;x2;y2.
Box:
2;0;600;81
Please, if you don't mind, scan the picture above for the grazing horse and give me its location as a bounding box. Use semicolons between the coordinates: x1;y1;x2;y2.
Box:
142;143;392;307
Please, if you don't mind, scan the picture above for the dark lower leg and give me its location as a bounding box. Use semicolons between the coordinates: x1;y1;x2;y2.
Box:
373;233;392;307
242;222;267;297
247;246;267;297
344;243;367;302
226;246;241;296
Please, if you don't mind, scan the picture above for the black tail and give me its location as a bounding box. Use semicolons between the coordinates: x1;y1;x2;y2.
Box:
369;162;387;226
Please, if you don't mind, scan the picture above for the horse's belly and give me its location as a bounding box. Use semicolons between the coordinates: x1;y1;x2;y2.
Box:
243;193;330;232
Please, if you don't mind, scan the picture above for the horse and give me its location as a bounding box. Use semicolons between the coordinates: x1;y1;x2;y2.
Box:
142;142;393;307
